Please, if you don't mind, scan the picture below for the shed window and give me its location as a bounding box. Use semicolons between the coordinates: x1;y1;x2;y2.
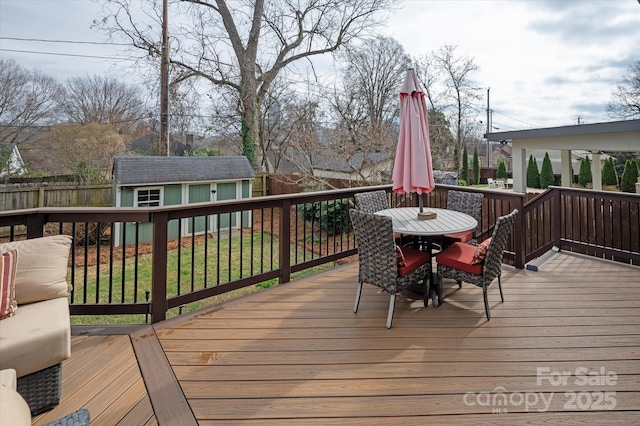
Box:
136;188;161;207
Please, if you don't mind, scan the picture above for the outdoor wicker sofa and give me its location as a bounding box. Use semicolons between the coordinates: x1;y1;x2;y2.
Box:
0;235;73;415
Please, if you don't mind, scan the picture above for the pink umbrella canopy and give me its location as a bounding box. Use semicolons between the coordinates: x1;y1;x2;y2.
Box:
392;68;435;210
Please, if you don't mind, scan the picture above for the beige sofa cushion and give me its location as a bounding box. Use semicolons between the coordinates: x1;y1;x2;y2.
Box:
0;384;31;425
0;368;17;388
0;297;71;377
0;235;72;305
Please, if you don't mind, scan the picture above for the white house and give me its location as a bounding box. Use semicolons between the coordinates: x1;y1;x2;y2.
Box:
486;119;640;193
0;144;26;178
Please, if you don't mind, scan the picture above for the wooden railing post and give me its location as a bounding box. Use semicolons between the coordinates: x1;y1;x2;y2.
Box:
553;187;562;249
26;213;45;239
514;195;526;269
151;211;168;323
279;199;291;284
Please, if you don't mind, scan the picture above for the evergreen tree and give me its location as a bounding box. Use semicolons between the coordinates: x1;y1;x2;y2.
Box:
473;147;480;186
601;157;618;186
496;158;507;180
578;157;593;187
540;152;555;189
620;158;639;193
461;146;469;185
526;155;540;189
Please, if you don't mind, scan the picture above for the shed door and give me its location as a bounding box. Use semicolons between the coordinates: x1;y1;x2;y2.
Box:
188;184;213;235
216;182;237;229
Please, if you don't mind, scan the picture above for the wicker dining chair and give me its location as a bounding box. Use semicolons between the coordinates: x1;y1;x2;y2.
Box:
435;209;518;320
354;190;416;247
442;190;484;246
349;209;432;328
354;190;389;214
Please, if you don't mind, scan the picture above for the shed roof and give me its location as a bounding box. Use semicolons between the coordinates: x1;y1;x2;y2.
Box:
113;156;255;186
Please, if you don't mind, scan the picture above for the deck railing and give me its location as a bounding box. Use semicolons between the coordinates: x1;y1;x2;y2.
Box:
1;185;638;323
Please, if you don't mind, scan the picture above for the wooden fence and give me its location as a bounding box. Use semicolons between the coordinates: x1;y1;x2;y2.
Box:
0;174;349;212
0;183;112;211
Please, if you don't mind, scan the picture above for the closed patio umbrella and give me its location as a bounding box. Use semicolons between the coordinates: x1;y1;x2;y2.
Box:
392;68;435;214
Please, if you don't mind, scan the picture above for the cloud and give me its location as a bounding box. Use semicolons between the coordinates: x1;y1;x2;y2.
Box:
527;0;640;46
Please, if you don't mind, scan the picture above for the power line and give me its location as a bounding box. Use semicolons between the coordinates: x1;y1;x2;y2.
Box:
0;36;130;46
492;109;538;128
0;48;131;61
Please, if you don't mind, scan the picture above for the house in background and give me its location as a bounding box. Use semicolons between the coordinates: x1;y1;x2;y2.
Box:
266;148;393;185
490;143;512;171
487;119;640;193
528;149;611;177
0;143;26;179
112;156;255;245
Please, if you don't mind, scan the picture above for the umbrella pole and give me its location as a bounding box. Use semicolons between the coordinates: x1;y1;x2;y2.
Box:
419;194;424;213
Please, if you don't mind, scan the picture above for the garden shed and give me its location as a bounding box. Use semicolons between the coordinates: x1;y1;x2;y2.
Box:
112;156;255;245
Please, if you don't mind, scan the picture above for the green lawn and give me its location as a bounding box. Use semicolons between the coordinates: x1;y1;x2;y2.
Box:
70;232;335;325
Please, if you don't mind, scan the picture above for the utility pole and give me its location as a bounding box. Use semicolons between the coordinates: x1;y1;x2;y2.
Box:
160;0;169;156
486;87;490;168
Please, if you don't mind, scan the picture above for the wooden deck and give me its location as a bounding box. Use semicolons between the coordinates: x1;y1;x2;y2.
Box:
34;252;640;424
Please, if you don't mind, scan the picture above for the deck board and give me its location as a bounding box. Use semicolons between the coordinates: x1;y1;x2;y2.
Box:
31;252;640;424
157;252;640;423
31;334;156;426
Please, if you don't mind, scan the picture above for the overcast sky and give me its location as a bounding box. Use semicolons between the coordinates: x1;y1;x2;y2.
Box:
1;0;639;131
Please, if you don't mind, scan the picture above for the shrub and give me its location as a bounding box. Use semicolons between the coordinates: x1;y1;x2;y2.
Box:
526;155;540;188
300;199;351;235
458;179;467;187
601;157;618;186
578;157;592;187
461;146;469;185
62;222;112;246
540;152;555;189
472;148;480;186
620;158;639;193
496;159;507;180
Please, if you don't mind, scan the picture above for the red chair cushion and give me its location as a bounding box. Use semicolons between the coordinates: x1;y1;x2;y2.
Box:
442;230;473;244
398;246;431;277
435;242;483;275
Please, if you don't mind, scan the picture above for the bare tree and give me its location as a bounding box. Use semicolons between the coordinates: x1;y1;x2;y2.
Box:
48;122;127;183
0;59;62;145
414;54;445;111
100;0;392;169
412;55;457;169
426;108;455;170
258;76;322;174
340;36;410;135
608;60;640;119
430;45;481;172
315;36;409;184
61;74;147;136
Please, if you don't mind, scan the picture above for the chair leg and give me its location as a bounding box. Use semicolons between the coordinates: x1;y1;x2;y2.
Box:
386;294;396;329
498;276;504;302
483;286;491;320
434;271;443;307
354;281;363;313
436;274;443;306
457;280;462;289
423;266;431;307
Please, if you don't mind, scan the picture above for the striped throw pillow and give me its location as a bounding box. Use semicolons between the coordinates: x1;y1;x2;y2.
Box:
0;249;18;319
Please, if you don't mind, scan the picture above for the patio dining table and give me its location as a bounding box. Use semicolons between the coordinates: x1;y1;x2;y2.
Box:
375;207;478;306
